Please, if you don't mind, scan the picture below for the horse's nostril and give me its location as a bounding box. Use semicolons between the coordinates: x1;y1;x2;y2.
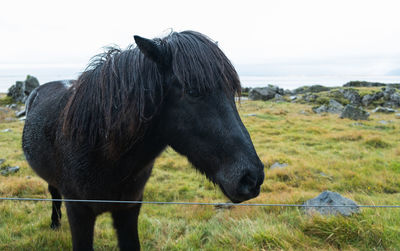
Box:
240;172;258;193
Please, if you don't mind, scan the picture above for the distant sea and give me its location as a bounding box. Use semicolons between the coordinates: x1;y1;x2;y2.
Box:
1;64;400;93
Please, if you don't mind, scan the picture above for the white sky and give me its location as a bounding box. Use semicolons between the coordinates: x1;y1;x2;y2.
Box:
1;0;400;75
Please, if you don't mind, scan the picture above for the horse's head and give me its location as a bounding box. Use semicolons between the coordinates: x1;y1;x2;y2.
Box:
135;31;264;203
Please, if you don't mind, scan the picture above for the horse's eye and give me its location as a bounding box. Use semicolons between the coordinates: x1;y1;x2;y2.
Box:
185;88;201;98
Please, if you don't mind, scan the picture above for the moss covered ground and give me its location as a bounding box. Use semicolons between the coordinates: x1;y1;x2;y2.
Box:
0;93;399;250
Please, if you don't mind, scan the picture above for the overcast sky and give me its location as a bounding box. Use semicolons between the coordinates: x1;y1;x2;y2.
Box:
1;0;400;76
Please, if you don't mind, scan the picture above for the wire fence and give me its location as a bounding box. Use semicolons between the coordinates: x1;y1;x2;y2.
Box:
1;197;400;208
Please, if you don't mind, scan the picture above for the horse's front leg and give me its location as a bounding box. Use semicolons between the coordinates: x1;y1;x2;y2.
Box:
112;204;142;251
66;202;96;251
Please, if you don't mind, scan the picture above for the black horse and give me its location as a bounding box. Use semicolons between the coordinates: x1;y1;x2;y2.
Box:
22;30;264;250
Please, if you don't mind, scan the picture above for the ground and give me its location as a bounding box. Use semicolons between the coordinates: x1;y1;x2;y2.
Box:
0;93;399;250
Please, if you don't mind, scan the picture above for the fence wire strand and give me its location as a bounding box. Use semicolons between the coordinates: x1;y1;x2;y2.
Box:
0;197;399;208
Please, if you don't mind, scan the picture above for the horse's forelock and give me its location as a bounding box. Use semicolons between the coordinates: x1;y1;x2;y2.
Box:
61;31;241;156
166;31;241;97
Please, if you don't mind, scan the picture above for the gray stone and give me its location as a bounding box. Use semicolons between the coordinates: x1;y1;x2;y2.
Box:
1;129;11;132
284;89;293;95
290;95;298;101
274;94;285;102
344;81;386;87
24;75;39;95
339;89;361;106
15;109;26;118
303;93;318;102
303;190;360;216
7;75;40;103
312;105;327;114
248;86;277;101
396;113;400;119
270;162;288;170
6;104;18;110
0;159;5;165
372;106;396;113
245;113;257;117
382;87;396;100
18;116;26;121
340;105;369;120
1;166;20;176
313;99;344;114
327;99;345;113
390;92;400;107
362;92;384;106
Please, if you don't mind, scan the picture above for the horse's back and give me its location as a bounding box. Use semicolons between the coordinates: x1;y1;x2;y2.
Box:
22;80;74;185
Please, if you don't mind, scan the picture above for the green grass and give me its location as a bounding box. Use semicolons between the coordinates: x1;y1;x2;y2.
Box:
1;100;400;250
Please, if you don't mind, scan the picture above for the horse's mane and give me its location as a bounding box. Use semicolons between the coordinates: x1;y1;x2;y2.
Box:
61;31;241;154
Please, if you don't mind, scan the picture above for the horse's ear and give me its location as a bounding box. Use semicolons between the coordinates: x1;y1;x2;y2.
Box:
134;35;168;68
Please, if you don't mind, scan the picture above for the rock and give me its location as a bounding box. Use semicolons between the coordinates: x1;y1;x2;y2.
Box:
274;94;285;102
24;75;40;95
303;191;360;216
299;110;310;115
327;99;345;113
1;129;11;132
303;93;318;102
390;92;400;107
284;89;293;95
18;116;26;121
6;104;18;110
339;89;361;106
396;113;400;119
1;166;20;176
313;99;344;114
344;81;387;87
293;85;331;94
245;113;257;117
382;87;396;100
312;105;327;114
0;159;5;165
248;85;282;101
15;109;26;118
362;92;384;106
340;105;370;120
290;95;297;101
7;75;40;103
372;106;396;113
270;162;288;170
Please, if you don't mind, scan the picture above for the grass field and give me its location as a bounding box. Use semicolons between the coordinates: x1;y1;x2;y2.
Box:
1;93;400;250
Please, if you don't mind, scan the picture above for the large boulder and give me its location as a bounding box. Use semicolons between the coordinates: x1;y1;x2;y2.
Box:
343;81;386;87
382;87;396;101
302;93;319;103
313;99;344;114
303;191;360;216
339;89;361;106
340;104;369;120
390;92;400;107
248;85;283;101
7;75;40;103
361;91;384;106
